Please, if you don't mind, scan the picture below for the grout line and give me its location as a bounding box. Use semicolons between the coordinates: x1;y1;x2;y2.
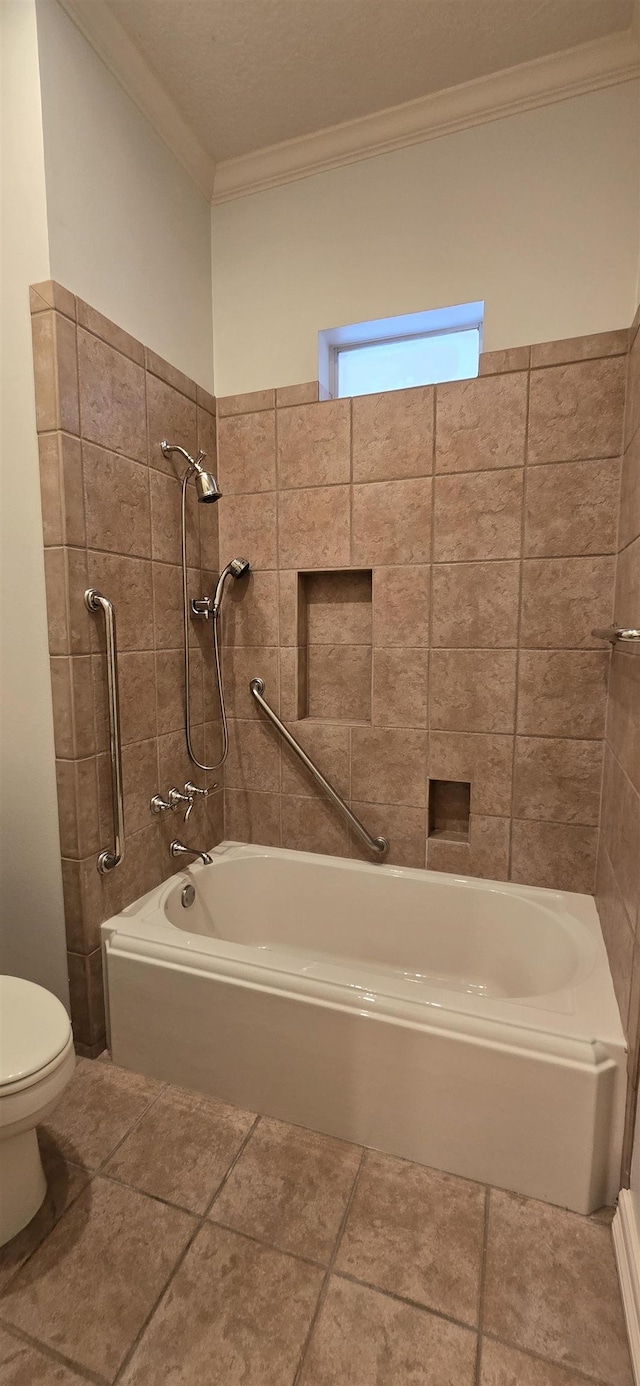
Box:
205;1217;327;1271
507;365;531;877
474;1185;491;1385
0;1320;107;1385
111;1113;262;1384
332;1267;479;1334
292;1145;367;1386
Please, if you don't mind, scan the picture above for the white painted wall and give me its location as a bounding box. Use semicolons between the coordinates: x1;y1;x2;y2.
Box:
35;0;214;391
212;82;640;395
0;0;69;1005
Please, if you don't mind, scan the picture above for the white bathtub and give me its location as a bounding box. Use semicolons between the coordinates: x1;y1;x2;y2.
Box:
102;842;626;1213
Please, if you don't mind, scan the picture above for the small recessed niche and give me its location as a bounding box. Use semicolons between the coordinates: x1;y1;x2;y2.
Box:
428;780;471;842
297;570;372;721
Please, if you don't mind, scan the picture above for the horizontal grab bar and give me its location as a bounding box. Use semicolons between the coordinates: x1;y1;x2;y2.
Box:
591;625;640;645
85;589;124;872
249;678;389;858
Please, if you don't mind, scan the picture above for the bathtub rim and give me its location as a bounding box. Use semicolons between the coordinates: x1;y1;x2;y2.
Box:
102;841;626;1057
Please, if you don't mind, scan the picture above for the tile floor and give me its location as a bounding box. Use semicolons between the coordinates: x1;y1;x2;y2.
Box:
0;1056;632;1386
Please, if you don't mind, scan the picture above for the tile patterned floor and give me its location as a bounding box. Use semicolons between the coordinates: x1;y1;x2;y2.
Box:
0;1057;632;1386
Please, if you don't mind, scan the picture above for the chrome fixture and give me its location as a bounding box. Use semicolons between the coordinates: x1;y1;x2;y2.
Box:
85;589;124;873
181;884;196;908
150;782;215;822
160;441;221;504
160;441;250;775
249;677;389;858
591;624;640;646
170;840;213;866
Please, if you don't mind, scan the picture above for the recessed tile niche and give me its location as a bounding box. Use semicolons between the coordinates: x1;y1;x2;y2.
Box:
297;570;372;721
428;780;471;842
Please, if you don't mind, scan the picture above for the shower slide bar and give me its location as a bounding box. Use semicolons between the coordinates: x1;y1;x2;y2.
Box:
249;678;389;858
591;625;640;646
85;589;124;873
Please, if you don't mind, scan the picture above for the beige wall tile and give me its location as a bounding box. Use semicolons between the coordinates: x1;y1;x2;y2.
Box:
520;556;615;648
149;470;199;566
350;802;426;868
43;549;68;656
78;328;146;461
277;399;350;488
517;650;609;738
153;562;184;649
434;470;523;561
49;657;74;759
30;278;76;320
427;814;510;880
478;347;530;375
218;410;276;493
281;793;350;857
224;789;281;845
61;856;105;954
217;388;275;416
530;329;629;368
94;650;156;748
372;565;430;648
528;358;626;463
351;727;428;806
276;381;321;407
352;386;433;482
524;458;620;557
67;948;105;1047
87;552;154;650
144;346;197;401
372;647;428;727
146;373;198;473
596;847;634;1036
154;648;201;737
278;646;304;721
278;570;301;646
38;433;64;546
615;534;640;626
83;443;151;558
76;299;144;364
225;719;281;792
56;757;100;861
39;432;84;548
279;486;350;569
303;570;372;645
220;569;279;647
600;746;640;928
280;721;350;799
625;326;640;448
436;372;527;473
223;645;280;719
607;649;640;795
197;404;216;458
511;820;598;891
432;561;520;648
513;737;603;825
31;311;79;435
307;644;371;721
619;431;640;551
219;491;277;570
352;477;431;565
430;650;517;733
428;731;514;817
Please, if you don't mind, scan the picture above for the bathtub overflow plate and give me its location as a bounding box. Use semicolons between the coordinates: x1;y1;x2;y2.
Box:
181;884;196;908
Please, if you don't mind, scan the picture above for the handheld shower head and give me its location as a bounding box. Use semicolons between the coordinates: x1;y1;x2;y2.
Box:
213;558;251;613
160;441;221;504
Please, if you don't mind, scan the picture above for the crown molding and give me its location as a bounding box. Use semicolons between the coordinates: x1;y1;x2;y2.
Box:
54;0;215;199
212;29;639;204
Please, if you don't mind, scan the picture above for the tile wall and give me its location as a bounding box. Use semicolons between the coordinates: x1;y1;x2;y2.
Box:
31;281;223;1054
215;337;627;892
596;305;640;1181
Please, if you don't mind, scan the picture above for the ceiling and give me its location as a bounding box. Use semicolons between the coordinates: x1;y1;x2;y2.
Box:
87;0;633;163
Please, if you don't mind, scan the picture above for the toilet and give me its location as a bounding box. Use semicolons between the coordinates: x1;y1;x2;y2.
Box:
0;976;75;1246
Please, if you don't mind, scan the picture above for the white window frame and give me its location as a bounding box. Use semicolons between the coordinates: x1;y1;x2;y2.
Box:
318;301;484;399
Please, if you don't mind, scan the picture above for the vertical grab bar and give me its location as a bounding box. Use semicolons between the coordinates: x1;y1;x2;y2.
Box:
84;589;124;873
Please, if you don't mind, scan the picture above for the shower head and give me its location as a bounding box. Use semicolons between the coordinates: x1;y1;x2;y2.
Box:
213;558;251;613
160;440;221;503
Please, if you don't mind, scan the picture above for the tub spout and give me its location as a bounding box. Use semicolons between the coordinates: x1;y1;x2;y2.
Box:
170;840;213;866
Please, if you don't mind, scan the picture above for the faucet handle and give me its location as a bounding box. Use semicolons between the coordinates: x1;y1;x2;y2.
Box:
183;781;217;822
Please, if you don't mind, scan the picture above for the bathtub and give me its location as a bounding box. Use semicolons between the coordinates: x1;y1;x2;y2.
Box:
102;842;626;1213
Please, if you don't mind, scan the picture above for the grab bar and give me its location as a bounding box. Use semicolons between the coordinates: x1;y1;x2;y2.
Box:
85;589;124;872
591;624;640;646
249;678;389;858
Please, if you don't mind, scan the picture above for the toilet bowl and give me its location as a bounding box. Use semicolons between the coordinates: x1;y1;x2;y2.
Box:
0;976;75;1246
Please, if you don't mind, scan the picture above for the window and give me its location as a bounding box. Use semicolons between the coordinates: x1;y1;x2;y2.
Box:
319;302;483;399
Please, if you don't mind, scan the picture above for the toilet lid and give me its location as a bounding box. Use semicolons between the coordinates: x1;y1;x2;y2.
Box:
0;976;72;1089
